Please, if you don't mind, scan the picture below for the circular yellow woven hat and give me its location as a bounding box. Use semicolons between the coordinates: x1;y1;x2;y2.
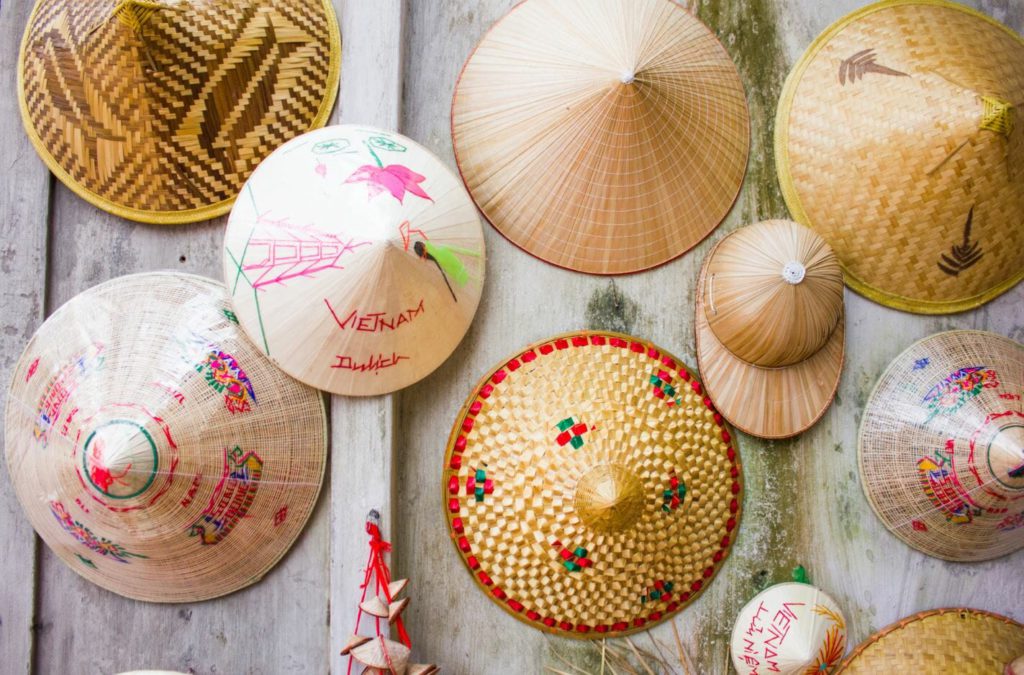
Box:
776;0;1024;313
18;0;341;224
3;272;326;602
442;331;742;638
835;608;1024;674
223;125;486;397
695;220;845;439
858;330;1024;562
451;0;749;274
730;582;847;675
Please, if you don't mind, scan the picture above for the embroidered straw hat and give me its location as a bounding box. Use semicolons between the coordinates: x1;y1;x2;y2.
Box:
223;125;486;397
17;0;341;224
858;330;1024;562
442;331;742;638
3;272;326;602
451;0;749;274
730;582;847;675
776;0;1024;313
695;220;845;439
835;608;1024;674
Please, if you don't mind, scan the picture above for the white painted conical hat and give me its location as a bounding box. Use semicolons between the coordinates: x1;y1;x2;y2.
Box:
3;273;327;602
731;582;847;675
858;330;1024;561
223;125;485;396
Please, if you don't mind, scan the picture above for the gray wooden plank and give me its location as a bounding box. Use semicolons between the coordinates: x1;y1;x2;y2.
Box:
396;1;1024;674
0;0;50;672
329;2;406;674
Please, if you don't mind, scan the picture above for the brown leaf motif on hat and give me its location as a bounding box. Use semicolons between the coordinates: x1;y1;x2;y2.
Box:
838;48;908;85
937;206;983;276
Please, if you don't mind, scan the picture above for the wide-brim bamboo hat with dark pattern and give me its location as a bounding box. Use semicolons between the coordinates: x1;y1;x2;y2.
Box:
18;0;341;223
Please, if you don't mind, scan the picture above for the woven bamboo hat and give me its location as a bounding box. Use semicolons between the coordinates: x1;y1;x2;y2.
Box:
3;272;327;602
730;582;847;675
451;0;749;275
835;608;1024;674
858;330;1024;562
442;331;742;638
776;0;1024;314
17;0;341;224
223;125;485;397
695;220;845;439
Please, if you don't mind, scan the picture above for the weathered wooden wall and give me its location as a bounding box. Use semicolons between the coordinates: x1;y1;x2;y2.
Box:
0;0;1021;674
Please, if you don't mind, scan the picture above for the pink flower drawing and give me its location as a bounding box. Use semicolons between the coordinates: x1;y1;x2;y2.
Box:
345;164;432;204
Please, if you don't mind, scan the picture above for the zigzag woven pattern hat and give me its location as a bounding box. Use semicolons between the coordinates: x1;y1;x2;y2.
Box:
3;273;326;602
442;331;742;638
835;608;1024;674
223;125;485;397
695;220;845;439
451;0;749;274
730;582;847;675
776;0;1024;313
858;330;1024;562
18;0;341;223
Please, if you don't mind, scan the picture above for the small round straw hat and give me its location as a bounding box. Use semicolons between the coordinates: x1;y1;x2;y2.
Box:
442;331;742;638
18;0;341;224
695;220;845;439
223;124;486;397
776;0;1024;314
451;0;749;275
730;582;847;675
835;608;1024;674
858;330;1023;562
3;272;326;602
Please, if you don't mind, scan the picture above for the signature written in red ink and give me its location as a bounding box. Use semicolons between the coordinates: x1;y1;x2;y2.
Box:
325;298;424;333
331;352;410;373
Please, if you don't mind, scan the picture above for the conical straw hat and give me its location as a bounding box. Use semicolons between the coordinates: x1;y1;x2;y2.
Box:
858;330;1024;562
3;272;326;602
730;582;847;675
223;125;486;396
776;0;1024;313
451;0;749;275
18;0;341;224
835;608;1024;674
695;220;845;439
442;331;742;638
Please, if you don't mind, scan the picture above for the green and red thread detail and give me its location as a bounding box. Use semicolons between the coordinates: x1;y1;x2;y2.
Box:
650;370;683;406
662;474;686;512
552;540;593;572
444;333;741;636
640;580;674;605
447;466;494;503
556;417;589;449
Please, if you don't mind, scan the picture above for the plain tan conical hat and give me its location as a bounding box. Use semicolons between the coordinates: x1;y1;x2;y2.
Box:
451;0;749;275
858;330;1024;562
18;0;340;224
443;331;742;638
3;272;326;602
835;608;1024;674
695;220;845;439
223;125;486;396
776;0;1024;313
730;583;847;675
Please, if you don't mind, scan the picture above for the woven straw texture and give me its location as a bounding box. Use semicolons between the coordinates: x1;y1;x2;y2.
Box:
776;0;1024;314
695;221;844;439
442;331;742;638
835;608;1024;674
223;125;485;397
451;0;749;275
18;0;341;224
858;330;1023;562
730;583;847;675
3;272;327;602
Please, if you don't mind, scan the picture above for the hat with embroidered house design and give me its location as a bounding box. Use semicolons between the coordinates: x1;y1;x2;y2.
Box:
3;272;326;601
